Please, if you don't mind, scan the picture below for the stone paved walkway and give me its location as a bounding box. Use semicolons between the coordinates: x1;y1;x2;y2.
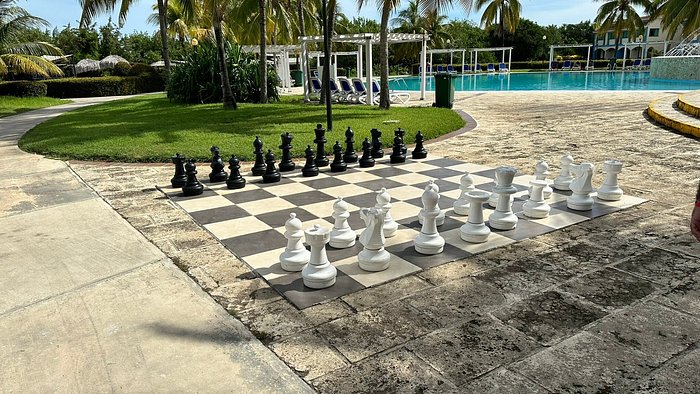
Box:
68;91;700;393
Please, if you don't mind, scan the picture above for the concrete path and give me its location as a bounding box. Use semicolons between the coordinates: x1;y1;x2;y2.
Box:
0;98;313;393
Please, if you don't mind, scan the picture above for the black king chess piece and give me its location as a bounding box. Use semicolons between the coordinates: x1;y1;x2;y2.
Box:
252;136;267;176
170;153;187;187
370;128;384;158
209;146;228;182
390;133;407;164
330;141;347;172
359;137;375;168
226;155;246;189
279;132;295;172
262;149;281;183
343;127;358;163
302;145;319;177
313;124;329;167
394;128;407;155
411;130;428;159
182;159;204;196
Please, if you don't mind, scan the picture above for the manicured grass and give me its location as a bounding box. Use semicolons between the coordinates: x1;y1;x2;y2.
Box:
0;96;70;118
20;94;465;162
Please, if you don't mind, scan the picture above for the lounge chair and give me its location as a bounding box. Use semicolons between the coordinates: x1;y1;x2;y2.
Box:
370;80;411;104
309;77;322;100
487;63;495;73
352;78;371;103
474;64;483;73
436;65;444;73
572;62;581;71
328;79;342;102
585;61;594;71
630;59;642;70
463;64;471;73
338;77;357;103
549;61;559;71
643;58;651;69
447;65;455;73
562;60;572;71
498;62;509;73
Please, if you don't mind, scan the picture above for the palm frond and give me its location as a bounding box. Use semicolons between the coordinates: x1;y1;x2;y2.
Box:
5;41;63;56
0;53;63;77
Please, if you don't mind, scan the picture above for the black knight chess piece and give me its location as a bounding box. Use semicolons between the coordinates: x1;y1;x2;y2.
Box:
330;141;347;172
209;145;228;182
343;127;358;163
262;150;281;183
370;128;384;158
313;124;329;167
302;145;319;177
390;134;407;163
279;132;296;172
411;130;428;159
252;136;267;176
394;128;407;155
170;153;187;187
182;159;204;196
226;155;246;189
359;137;375;168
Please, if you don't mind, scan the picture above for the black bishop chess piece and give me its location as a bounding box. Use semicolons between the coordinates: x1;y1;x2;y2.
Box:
262;149;281;183
252;136;267;176
313;124;329;167
170;153;187;188
412;130;428;159
370;128;384;158
330;141;347;172
390;133;406;164
209;145;228;182
343;127;358;163
279;132;296;172
394;128;407;155
359;137;375;168
302;145;319;177
182;159;204;196
226;155;246;189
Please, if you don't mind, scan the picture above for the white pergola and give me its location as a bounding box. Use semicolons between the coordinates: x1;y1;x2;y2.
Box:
299;33;430;105
241;45;300;89
426;48;468;72
549;44;593;69
470;47;513;71
621;41;648;69
307;51;359;80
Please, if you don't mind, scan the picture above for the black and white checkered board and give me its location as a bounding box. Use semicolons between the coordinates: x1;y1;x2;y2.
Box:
160;156;645;309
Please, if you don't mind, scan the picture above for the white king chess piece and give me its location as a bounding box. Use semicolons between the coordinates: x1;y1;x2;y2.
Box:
279;213;311;271
460;190;492;243
597;159;624;201
358;207;391;271
418;180;445;226
530;159;553;199
453;171;475;216
489;166;519;230
302;225;337;289
567;162;595;211
414;184;445;255
375;188;398;237
553;153;575;191
329;197;356;248
523;180;551;219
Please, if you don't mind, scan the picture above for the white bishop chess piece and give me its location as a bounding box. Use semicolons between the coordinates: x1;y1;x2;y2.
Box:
553;153;575;191
460;190;492;243
330;197;356;248
302;224;337;289
453;171;475;216
566;162;595;211
530;159;553;199
279;213;310;271
597;159;624;201
489;166;519;230
415;184;445;255
418;180;445;226
523;180;551;219
358;207;391;271
375;188;398;237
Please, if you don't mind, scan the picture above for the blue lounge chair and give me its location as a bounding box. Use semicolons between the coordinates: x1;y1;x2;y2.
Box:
309;77;322;100
436;65;444;73
498;62;509;73
562;60;572;70
351;78;368;103
328;79;342;102
487;63;495;73
474;64;482;73
447;65;455;73
643;58;651;69
549;61;559;70
463;64;471;73
370;80;410;104
338;77;357;103
630;59;642;70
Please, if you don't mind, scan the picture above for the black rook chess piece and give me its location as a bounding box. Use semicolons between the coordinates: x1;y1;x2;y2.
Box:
263;150;281;183
359;137;375;168
343;127;358;163
279;132;295;172
370;128;384;158
252;136;266;176
390;134;406;164
209;146;228;182
330;141;347;172
313;124;329;167
302;145;319;177
182;159;204;196
412;130;428;159
226;155;246;189
170;153;187;187
394;128;407;155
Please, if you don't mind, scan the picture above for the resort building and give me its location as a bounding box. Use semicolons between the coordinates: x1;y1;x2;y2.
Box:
593;16;683;59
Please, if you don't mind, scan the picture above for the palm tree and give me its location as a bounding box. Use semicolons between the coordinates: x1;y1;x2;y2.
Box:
472;0;521;45
594;0;651;59
649;0;700;38
391;0;421;31
148;0;207;46
0;0;63;78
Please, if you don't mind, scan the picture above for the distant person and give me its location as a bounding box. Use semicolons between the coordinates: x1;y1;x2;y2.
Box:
693;182;700;241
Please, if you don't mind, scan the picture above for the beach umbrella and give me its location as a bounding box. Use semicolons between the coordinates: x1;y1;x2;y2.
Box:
75;58;100;74
99;55;129;69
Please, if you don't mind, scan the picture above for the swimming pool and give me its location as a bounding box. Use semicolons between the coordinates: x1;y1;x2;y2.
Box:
388;71;700;91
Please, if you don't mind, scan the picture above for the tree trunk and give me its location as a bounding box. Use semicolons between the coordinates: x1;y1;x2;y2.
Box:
379;0;391;109
157;0;171;73
214;20;237;110
259;0;268;103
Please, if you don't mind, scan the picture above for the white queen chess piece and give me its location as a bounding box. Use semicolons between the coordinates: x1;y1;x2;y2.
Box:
375;188;398;237
489;166;519;230
460;190;492;243
279;213;311;271
553;153;575;191
302;225;337;289
567;162;595;211
530;159;553;199
358;207;391;271
418;180;445;226
523;180;551;218
415;184;445;255
453;171;475;216
597;159;624;201
330;197;356;248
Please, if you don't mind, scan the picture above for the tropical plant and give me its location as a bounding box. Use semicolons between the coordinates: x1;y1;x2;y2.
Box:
648;0;700;38
594;0;651;57
472;0;521;45
148;0;208;46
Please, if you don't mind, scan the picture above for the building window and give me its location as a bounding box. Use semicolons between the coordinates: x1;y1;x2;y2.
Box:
622;30;629;38
649;28;660;37
607;32;615;41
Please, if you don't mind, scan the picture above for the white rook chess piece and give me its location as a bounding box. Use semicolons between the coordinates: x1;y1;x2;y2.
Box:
279;213;311;271
597;159;624;201
375;188;398;237
489;166;519;230
302;225;337;289
460;190;492;243
358;207;391;271
567;163;595;211
530;159;553;199
523;180;551;219
453;171;475;216
553;153;575;191
418;180;445;226
330;197;356;248
415;184;445;255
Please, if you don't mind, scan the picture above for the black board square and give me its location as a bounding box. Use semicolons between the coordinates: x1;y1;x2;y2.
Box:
355;179;405;192
326;241;364;261
189;205;249;225
323;210;366;232
268;270;365;309
398;215;464;232
223;189;276;204
221;229;286;257
487;218;554;241
366;167;411;178
473;181;529;193
418;168;464;179
403;195;458;210
342;192;381;209
299;177;350;189
257;208;317;228
247;176;295;186
283;190;336;206
170;189;218;200
412;179;461;193
386;241;470;269
549;200;620;219
423;158;464;168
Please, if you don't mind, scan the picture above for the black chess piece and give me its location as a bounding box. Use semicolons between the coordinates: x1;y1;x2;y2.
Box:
370;128;384;158
359;137;375;168
395;128;407;155
412;130;428;159
182;159;204;196
262;150;281;183
302;145;319;177
343;127;358;163
252;136;266;176
313;124;329;167
279;132;295;172
170;153;187;187
330;141;347;172
390;134;406;164
226;155;246;189
209;145;228;182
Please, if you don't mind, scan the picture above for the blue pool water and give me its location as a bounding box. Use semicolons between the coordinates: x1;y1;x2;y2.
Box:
388;71;700;91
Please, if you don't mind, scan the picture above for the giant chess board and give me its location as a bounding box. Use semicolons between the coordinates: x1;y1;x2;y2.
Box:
159;156;645;309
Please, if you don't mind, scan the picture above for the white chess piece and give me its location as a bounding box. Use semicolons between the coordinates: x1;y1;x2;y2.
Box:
415;184;445;255
553;153;575;191
523;180;551;218
279;213;311;271
489;166;519;230
358;207;391;271
330;197;356;248
418;180;445;226
567;162;595;211
453;171;475;215
488;173;499;208
597;159;624;201
375;188;398;237
530;159;553;199
460;190;492;243
302;224;337;289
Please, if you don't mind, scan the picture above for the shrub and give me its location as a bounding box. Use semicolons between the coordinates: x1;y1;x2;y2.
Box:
0;81;48;97
128;63;159;77
44;76;164;98
112;61;132;76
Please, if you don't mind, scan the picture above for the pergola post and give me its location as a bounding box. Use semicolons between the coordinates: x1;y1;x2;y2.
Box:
365;37;373;106
508;48;512;71
420;34;427;100
475;50;478;70
450;51;453;65
501;49;505;63
586;45;591;69
429;52;433;73
301;41;309;101
332;53;338;79
461;49;465;73
357;44;363;78
622;46;627;70
549;46;554;69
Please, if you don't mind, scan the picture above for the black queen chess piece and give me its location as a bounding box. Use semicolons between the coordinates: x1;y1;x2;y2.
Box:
390;133;406;163
226;155;246;189
370;128;384;158
279;132;296;172
263;149;281;183
412;130;428;159
170;153;187;187
313;124;329;167
359;137;375;168
209;145;228;182
182;159;204;196
252;136;267;176
330;141;347;172
302;145;319;177
343;127;358;163
394;128;407;155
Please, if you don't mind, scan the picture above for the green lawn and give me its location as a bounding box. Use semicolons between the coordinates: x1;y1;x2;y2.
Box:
20;94;465;163
0;96;70;118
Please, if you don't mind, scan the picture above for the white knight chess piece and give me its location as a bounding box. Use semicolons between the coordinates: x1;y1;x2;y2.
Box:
567;162;595;211
358;207;391;271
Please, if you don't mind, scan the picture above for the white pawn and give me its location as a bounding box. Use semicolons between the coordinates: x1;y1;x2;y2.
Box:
553;153;575;191
567;163;595;211
375;188;398;237
330;197;356;248
279;213;311;271
418;180;445;226
302;224;337;289
358;207;391;271
597;160;624;201
415;184;445;255
530;159;553;199
460;190;492;243
453;171;475;216
489;166;519;230
523;180;551;219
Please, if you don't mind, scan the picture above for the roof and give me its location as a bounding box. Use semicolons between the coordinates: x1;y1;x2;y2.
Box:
299;33;428;45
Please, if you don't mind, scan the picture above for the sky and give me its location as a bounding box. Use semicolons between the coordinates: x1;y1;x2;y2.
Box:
22;0;607;34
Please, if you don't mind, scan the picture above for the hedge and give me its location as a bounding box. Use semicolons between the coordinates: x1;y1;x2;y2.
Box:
43;76;165;98
0;81;48;97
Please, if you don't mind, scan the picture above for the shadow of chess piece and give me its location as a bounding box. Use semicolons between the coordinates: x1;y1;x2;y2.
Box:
390;134;406;163
170;153;187;187
330;141;347;172
394;128;407;155
343;127;358;163
314;124;329;167
263;149;281;183
182;159;204;196
209;145;228;182
359;137;375;168
252;136;266;176
226;155;246;189
370;128;384;158
411;130;428;159
279;132;296;172
302;145;319;177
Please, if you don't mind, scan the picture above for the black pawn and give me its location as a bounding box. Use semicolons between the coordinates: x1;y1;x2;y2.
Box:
252;136;266;176
262;149;281;183
330;141;347;172
209;145;228;182
182;159;204;196
279;132;295;172
390;134;406;164
170;153;187;187
226;155;246;189
343;127;358;163
302;145;319;177
313;124;329;167
359;137;375;168
370;128;384;158
395;128;407;155
412;131;428;159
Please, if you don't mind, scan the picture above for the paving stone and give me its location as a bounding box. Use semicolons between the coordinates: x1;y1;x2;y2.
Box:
475;258;575;303
172;243;255;282
239;299;313;343
407;316;541;386
474;239;553;267
559;267;657;310
458;368;549;393
213;278;284;315
655;272;700;317
615;247;700;287
301;300;354;327
270;331;348;380
153;230;219;255
341;275;433;311
628;347;700;393
417;257;496;286
138;220;203;240
657;232;700;258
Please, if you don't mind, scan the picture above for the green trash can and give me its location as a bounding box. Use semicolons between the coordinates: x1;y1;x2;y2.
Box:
433;73;456;108
291;70;303;87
